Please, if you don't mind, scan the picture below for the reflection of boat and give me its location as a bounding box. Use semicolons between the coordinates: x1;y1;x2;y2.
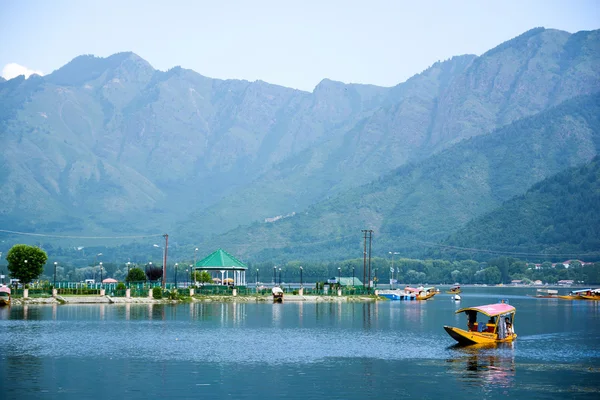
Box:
444;302;517;345
0;285;11;306
446;343;515;389
405;286;437;300
446;285;461;294
558;288;592;300
272;287;284;303
378;289;416;300
532;289;558;298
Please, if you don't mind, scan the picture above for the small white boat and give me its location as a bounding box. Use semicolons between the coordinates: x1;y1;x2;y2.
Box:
452;294;461;301
272;286;284;303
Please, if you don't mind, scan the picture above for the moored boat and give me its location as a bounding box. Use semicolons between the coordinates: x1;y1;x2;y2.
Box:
444;302;517;345
558;288;592;300
533;289;558;298
272;286;284;303
581;288;600;300
378;289;416;300
0;285;11;306
446;285;461;294
405;286;437;300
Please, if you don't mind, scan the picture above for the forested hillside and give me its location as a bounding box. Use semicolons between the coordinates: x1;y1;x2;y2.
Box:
440;156;600;259
210;94;600;262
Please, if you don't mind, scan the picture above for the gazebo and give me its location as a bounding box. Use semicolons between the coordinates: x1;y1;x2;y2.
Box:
194;248;248;286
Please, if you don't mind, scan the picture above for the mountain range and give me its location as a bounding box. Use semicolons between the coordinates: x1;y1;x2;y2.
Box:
1;27;599;263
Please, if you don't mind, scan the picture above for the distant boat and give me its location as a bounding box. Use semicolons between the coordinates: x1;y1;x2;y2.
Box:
446;285;461;294
272;287;284;303
0;285;11;306
558;289;592;300
405;286;437;300
581;288;600;300
444;302;517;345
452;294;461;301
532;289;558;298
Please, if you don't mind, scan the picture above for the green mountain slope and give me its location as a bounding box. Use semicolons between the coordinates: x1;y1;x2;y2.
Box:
177;28;600;239
441;156;600;258
207;93;600;262
0;28;599;254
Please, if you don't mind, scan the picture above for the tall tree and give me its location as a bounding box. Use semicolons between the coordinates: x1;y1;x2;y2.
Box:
6;244;48;285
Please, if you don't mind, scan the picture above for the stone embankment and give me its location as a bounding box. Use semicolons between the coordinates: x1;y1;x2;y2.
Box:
10;294;377;305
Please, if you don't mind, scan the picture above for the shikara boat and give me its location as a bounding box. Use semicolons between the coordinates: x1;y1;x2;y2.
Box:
444;302;517;345
405;286;437;300
446;285;461;294
581;288;600;300
0;285;11;306
272;286;284;303
533;289;558;298
558;289;592;300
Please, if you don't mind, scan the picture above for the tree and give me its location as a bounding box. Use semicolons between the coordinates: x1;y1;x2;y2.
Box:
126;267;146;282
199;271;212;284
6;244;48;285
145;265;163;281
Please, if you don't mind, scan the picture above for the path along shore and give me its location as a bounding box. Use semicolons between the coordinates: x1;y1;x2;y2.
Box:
9;294;378;305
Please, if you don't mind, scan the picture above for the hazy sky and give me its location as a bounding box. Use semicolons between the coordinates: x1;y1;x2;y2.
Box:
1;0;598;91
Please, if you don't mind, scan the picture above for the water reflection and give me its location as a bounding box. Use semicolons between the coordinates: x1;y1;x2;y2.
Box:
447;343;516;390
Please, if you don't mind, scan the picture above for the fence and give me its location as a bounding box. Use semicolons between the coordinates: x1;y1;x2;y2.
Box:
8;282;376;298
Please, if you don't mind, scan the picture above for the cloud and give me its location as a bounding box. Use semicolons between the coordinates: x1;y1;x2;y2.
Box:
2;63;44;80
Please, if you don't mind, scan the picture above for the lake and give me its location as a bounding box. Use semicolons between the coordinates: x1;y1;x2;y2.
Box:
1;287;599;399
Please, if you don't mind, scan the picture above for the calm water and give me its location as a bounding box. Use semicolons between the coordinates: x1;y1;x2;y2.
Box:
1;287;599;399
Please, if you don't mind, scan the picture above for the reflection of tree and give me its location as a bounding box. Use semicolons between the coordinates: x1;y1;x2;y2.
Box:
447;344;515;390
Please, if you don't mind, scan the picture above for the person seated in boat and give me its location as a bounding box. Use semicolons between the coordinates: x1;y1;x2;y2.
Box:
466;311;478;331
485;317;496;332
505;317;513;334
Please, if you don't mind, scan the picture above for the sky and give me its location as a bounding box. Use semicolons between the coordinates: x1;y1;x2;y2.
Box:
0;0;598;91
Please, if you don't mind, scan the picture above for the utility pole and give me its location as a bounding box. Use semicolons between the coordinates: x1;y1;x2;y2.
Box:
362;230;367;289
368;230;373;292
162;234;168;289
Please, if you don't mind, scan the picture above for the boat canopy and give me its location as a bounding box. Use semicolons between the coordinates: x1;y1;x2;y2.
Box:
0;285;10;294
570;289;592;294
272;287;283;295
456;303;515;317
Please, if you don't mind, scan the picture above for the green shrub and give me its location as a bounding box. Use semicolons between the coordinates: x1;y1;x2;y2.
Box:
116;282;126;290
167;290;178;300
152;287;163;299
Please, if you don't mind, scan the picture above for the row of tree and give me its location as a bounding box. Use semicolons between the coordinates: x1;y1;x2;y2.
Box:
3;244;599;286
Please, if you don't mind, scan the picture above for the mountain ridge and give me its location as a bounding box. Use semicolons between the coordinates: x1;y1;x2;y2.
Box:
1;27;599;265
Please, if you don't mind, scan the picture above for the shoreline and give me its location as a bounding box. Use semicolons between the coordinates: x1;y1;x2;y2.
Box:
8;294;378;306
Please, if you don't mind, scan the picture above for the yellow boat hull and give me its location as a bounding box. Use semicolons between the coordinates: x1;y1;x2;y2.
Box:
0;298;10;306
558;295;586;300
417;292;436;300
444;326;517;345
581;295;600;300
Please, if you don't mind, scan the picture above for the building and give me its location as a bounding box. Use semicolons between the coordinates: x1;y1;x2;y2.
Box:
193;248;248;286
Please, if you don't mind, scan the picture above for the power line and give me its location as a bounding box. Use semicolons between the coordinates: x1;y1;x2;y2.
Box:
403;237;600;258
0;228;164;240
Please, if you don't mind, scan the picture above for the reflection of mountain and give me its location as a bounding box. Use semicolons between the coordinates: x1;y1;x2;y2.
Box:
446;344;516;389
